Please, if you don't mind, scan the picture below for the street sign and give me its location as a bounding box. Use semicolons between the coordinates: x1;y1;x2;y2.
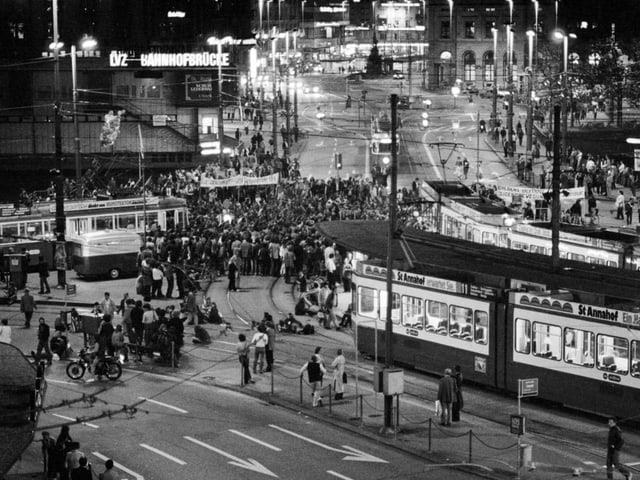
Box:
510;414;526;435
518;378;538;398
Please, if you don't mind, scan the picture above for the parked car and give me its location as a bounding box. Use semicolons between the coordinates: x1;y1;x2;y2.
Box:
463;82;479;95
392;70;405;80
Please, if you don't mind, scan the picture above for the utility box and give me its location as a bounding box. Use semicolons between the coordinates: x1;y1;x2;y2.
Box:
383;368;404;396
373;366;384;393
8;254;27;289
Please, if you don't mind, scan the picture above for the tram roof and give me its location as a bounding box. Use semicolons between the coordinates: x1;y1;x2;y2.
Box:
317;220;640;302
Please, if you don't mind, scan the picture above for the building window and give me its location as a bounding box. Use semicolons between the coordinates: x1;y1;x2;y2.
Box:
485;21;496;38
9;22;25;39
463;51;476;82
464;21;475;39
440;20;450;39
483;51;495;82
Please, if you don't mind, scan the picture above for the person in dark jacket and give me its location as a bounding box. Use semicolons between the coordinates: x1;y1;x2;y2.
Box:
437;368;457;426
452;365;464;422
33;317;52;365
299;354;327;407
38;256;51;294
607;417;631;480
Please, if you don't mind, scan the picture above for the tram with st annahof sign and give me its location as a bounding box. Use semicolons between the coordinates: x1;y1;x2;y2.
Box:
321;220;640;420
0;196;188;239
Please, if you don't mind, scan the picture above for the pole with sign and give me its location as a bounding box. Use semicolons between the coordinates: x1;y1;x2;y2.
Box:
514;378;538;478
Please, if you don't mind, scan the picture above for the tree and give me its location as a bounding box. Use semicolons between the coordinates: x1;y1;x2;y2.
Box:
366;37;383;77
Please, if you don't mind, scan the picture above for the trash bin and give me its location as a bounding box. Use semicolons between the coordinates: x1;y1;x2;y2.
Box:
8;253;27;289
519;443;533;468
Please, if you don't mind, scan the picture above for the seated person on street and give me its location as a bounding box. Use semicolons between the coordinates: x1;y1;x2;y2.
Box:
278;313;304;333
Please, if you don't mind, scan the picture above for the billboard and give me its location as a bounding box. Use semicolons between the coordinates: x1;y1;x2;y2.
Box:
185;75;213;101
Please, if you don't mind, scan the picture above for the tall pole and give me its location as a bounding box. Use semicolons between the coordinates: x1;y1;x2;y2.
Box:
272;36;279;159
53;0;66;287
491;28;498;129
525;32;535;161
551;105;561;271
506;26;514;157
72;45;81;181
561;35;568;161
422;0;427;89
383;94;399;433
217;41;225;166
285;38;291;156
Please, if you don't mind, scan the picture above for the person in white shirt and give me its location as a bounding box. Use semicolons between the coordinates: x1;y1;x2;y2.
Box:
0;319;12;344
99;292;117;317
251;324;269;374
331;349;346;400
616;190;625;220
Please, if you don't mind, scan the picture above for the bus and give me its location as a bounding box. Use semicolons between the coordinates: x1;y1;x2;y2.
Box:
67;230;142;279
0;196;188;239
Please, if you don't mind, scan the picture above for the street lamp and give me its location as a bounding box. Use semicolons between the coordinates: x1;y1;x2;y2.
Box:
525;30;535;157
553;30;577;160
506;25;514;157
491;27;498;129
207;36;234;164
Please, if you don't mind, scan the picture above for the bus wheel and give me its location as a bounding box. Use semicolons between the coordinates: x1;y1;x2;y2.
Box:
109;268;120;280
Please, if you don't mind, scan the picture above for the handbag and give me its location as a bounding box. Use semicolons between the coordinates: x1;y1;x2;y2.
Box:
342;372;348;384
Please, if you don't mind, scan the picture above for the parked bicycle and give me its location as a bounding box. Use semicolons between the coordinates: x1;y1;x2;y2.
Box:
66;349;122;381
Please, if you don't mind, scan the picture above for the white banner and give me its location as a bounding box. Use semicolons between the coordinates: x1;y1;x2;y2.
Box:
486;184;585;205
200;173;280;189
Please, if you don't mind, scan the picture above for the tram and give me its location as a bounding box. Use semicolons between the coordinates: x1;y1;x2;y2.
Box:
0;196;188;238
323;220;640;419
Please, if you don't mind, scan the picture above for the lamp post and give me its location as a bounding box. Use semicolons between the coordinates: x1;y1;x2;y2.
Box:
448;0;454;83
553;30;576;162
491;27;498;129
207;36;234;164
272;33;279;159
525;30;535;159
506;24;514;158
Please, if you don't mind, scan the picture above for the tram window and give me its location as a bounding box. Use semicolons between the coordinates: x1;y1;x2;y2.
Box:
2;223;19;237
357;286;378;319
530;246;547;255
563;328;594;366
559;251;567;259
474;311;488;344
117;214;136;230
166;210;176;230
95;215;114;230
631;341;640;377
26;222;43;237
482;232;497;245
449;305;472;338
401;295;424;329
380;290;400;324
514;319;531;353
426;300;448;334
597;334;629;375
139;212;158;231
568;253;585;262
532;323;561;360
607;260;618;268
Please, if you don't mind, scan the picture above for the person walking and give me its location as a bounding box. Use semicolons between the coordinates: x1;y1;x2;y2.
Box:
452;365;464;422
33;317;53;365
331;349;346;400
184;290;197;325
437;368;456;426
37;255;51;294
99;292;117;318
0;318;12;344
616;190;625;220
607;417;632;480
236;333;254;385
41;431;57;479
20;288;36;328
300;354;327;407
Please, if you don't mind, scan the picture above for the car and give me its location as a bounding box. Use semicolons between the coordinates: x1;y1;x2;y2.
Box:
463;82;479;95
392;70;404;80
397;96;411;109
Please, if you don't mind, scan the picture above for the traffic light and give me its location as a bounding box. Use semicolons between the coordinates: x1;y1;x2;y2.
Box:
334;152;342;170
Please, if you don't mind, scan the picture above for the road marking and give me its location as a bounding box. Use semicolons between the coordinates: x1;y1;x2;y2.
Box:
269;425;387;463
51;413;99;429
185;436;278;477
46;378;77;386
92;451;144;479
138;397;188;414
229;429;282;451
140;444;186;465
626;461;640;466
327;471;354;480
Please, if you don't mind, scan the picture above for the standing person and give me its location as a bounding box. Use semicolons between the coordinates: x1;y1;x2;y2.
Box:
130;300;144;361
164;262;175;299
625;200;634;225
437;368;456;426
99;459;118;480
20;288;36;328
151;262;164;298
250;324;268;374
300;354;327;407
616;190;625;220
96;314;114;357
33;317;53;365
141;303;158;348
264;320;276;372
606;417;632;480
0;318;11;344
324;287;338;329
54;425;73;480
37;255;51;294
331;349;346;400
65;441;84;479
184;289;197;325
99;292;116;318
117;292;129;316
452;365;464;422
228;256;238;292
70;456;92;480
41;431;57;480
236;333;254;385
111;324;127;362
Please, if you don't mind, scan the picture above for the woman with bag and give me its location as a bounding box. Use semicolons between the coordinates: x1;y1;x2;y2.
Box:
331;349;346;400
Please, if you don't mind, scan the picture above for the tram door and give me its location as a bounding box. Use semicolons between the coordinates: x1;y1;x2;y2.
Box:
70;218;91;235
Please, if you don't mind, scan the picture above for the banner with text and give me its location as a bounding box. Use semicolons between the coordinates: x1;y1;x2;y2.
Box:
486;184;585;205
200;173;280;189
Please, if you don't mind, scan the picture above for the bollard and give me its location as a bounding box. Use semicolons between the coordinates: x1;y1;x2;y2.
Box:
240;363;244;387
395;394;400;430
468;430;473;463
328;385;332;414
428;418;432;452
299;376;303;405
359;395;364;424
171;341;175;369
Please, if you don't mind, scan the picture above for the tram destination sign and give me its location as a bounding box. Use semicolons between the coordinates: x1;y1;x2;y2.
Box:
50;197;160;213
518;378;538;398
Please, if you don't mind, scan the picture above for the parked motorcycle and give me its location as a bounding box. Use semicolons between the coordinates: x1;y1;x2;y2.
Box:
66;349;122;381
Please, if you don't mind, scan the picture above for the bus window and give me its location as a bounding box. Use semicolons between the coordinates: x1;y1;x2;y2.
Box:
532;322;561;360
401;295;424;329
117;214;136;230
357;286;378;319
474;310;489;344
514;318;530;353
95;215;114;230
426;300;448;335
449;305;472;338
597;334;629;375
631;341;640;377
380;290;400;324
563;328;594;366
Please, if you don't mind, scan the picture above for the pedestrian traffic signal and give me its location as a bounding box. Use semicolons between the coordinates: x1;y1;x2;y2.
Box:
334;153;343;170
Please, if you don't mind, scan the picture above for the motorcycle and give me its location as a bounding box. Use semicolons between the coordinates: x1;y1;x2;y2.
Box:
66;349;122;381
